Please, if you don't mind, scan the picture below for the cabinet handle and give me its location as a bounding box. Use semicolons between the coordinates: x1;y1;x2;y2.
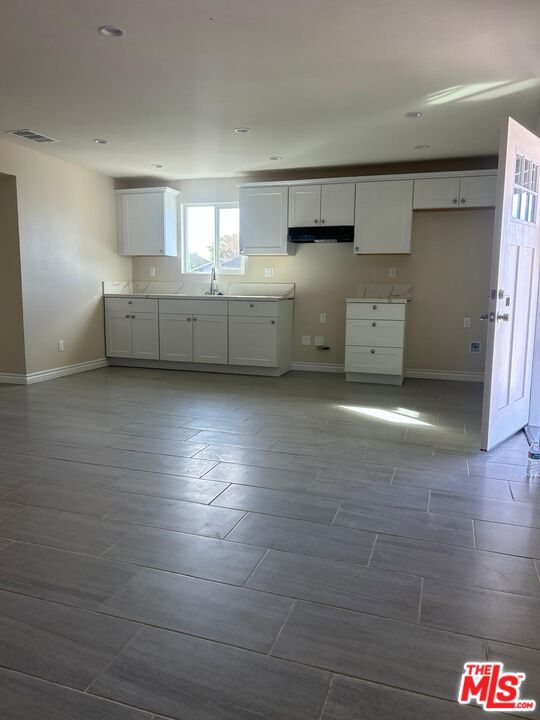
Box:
187;317;192;322
249;303;254;308
460;198;466;204
321;218;326;224
131;315;135;319
193;317;197;321
314;218;319;223
160;249;163;253
372;305;378;310
128;300;132;305
354;246;359;252
452;198;458;204
271;320;276;324
125;314;130;318
240;249;245;254
372;322;377;327
370;349;375;354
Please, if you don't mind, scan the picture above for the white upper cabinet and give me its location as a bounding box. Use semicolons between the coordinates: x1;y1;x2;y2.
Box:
321;183;355;225
288;183;355;226
413;175;496;209
288;185;321;226
239;186;292;255
116;187;179;257
354;180;413;254
458;175;497;207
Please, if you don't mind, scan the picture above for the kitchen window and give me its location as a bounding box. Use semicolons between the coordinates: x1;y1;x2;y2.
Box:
182;203;244;273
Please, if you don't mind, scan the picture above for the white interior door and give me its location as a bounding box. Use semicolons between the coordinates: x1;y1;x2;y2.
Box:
481;117;540;450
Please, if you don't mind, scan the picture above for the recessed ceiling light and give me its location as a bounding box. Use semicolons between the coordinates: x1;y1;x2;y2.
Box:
93;138;107;144
405;111;423;119
269;155;282;161
151;163;163;168
98;25;125;37
234;127;250;133
414;144;430;150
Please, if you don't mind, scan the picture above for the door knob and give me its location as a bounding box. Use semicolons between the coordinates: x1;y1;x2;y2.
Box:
497;312;510;322
480;313;489;321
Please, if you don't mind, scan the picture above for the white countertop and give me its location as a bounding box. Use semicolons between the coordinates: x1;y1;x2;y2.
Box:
104;293;291;302
346;297;410;304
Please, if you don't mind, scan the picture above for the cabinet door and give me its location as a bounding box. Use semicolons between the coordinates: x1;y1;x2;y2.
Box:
229;316;277;367
413;178;461;209
193;314;228;364
354;180;413;254
321;183;355;225
239;186;290;255
117;192;164;256
288;185;321;227
159;313;193;362
459;175;497;208
105;312;132;358
131;313;159;360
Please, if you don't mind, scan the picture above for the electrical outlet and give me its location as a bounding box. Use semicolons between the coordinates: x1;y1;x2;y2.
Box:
463;317;471;328
469;341;481;353
149;265;156;277
264;267;274;278
319;313;327;324
58;340;64;352
388;267;397;279
314;336;325;346
301;336;312;346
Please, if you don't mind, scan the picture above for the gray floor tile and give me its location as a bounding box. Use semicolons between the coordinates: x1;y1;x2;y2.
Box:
246;549;421;622
0;542;140;609
475;519;540;559
393;467;512;499
0;667;152;720
107;470;228;503
109;435;208;458
469;460;528;483
321;675;507;720
90;625;330;720
421;579;540;648
0;502;23;521
511;481;540;506
272;600;484;700
487;641;540;718
335;504;474;547
5;480;131;517
0;506;128;555
212;484;340;523
103;524;265;584
372;535;540;595
227;512;375;563
195;444;331;473
105;493;244;538
99;566;293;652
364;448;468;473
0;589;140;689
430;491;540;528
202;462;315;492
269;439;369;462
112;421;199;441
188;429;276;450
311;479;428;509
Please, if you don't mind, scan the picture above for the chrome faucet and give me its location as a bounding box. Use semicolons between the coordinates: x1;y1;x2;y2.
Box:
204;264;223;295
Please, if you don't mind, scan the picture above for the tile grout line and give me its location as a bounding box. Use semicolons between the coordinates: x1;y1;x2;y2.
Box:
83;625;145;694
416;577;424;625
366;534;378;568
317;674;335;720
222;511;249;540
242;547;271;587
471;519;477;549
266;598;297;657
329;500;344;526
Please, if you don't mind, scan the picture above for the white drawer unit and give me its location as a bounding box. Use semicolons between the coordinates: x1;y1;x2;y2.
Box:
228;300;278;317
345;299;408;385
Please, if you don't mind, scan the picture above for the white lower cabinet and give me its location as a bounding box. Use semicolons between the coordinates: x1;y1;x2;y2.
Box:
105;299;159;359
229;316;278;367
193;315;228;364
345;300;407;385
159;313;193;362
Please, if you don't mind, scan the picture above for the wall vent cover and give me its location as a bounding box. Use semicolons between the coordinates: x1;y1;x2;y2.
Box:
7;128;58;143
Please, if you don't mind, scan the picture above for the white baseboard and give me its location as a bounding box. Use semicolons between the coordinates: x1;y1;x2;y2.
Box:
0;358;109;386
405;368;484;382
290;362;345;373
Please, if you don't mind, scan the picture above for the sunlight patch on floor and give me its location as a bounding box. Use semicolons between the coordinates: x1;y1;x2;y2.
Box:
339;405;432;426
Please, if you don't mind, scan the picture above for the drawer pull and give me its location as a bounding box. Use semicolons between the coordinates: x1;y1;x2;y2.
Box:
370;349;375;354
125;314;130;318
249;303;254;308
372;304;377;310
193;317;197;321
187;317;192;322
128;300;132;305
271;320;276;324
131;315;135;319
372;322;377;327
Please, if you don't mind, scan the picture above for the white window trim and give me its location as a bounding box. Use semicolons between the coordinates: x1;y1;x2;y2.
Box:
181;202;245;274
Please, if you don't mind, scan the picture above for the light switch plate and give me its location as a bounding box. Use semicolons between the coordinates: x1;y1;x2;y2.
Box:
389;267;397;278
149;265;156;277
463;317;471;328
264;267;275;278
314;336;325;346
301;336;312;346
319;313;327;324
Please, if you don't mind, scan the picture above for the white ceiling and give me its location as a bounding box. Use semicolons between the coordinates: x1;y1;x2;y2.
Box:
1;0;540;179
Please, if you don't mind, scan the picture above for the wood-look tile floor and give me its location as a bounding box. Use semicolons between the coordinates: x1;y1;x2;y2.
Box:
0;367;538;719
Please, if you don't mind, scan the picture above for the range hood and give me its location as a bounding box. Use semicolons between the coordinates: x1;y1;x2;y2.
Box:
288;225;354;243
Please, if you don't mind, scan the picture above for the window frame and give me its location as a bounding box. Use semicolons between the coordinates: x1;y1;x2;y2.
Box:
181;201;244;274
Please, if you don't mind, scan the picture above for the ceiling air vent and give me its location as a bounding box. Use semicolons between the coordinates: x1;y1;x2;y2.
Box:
7;128;58;143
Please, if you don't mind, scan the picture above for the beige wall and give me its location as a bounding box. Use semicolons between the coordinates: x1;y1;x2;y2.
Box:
0;173;26;374
127;177;493;373
0;139;131;375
